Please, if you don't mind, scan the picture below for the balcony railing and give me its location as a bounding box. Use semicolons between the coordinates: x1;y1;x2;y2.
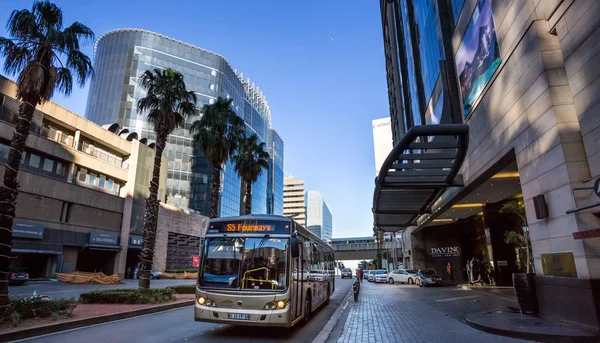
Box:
77;141;128;170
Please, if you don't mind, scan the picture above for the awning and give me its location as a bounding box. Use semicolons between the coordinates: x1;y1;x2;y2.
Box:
373;124;470;232
84;243;122;251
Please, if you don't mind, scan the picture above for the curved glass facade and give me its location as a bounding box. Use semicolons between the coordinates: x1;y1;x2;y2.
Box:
85;29;279;217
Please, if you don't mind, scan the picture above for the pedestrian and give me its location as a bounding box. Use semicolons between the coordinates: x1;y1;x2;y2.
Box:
359;269;364;282
446;262;454;283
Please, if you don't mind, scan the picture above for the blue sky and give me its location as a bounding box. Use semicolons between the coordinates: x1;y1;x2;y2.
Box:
0;0;389;238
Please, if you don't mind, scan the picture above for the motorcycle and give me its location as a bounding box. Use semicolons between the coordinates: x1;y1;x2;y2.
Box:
353;275;360;301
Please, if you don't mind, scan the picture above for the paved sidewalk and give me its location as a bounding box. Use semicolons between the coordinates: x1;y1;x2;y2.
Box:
331;282;531;343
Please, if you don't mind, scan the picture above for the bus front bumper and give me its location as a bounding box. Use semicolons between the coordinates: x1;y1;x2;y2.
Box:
194;302;292;327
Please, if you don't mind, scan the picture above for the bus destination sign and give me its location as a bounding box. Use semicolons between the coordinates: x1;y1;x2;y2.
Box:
207;221;291;234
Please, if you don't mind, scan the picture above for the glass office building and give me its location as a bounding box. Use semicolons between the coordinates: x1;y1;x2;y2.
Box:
380;0;462;137
267;129;284;215
85;29;282;217
305;191;332;241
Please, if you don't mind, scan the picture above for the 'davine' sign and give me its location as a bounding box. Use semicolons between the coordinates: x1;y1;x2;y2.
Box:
430;246;461;257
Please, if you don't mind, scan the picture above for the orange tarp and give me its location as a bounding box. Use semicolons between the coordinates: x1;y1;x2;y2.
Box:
56;271;119;285
162;271;197;279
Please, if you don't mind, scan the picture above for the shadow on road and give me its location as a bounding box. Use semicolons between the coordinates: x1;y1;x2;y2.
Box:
208;305;329;341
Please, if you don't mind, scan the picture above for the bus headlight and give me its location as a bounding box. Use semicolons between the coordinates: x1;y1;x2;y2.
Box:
265;300;288;310
198;297;205;305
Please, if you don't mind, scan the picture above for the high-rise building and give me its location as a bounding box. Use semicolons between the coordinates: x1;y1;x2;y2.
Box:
379;0;600;330
85;29;283;217
372;117;393;175
283;177;305;226
267;129;284;215
305;190;333;242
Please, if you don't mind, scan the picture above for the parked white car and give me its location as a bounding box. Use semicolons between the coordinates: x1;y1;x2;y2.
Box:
374;269;388;283
388;269;418;284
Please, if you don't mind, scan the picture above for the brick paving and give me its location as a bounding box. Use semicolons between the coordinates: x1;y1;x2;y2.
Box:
335;282;530;343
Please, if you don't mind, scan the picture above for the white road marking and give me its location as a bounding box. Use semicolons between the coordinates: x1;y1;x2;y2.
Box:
435;295;480;302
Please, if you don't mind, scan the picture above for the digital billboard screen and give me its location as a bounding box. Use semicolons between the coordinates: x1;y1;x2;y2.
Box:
455;0;501;116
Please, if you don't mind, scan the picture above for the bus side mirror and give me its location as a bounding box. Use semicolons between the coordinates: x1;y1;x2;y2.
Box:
291;234;300;258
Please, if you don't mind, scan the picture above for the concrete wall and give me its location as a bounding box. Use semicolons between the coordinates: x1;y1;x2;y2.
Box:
153;203;209;272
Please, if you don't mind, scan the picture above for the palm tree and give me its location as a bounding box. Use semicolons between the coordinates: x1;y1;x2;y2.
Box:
232;133;269;215
0;1;94;308
190;97;244;218
136;68;197;290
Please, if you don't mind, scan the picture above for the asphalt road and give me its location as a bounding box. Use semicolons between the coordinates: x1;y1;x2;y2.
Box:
15;277;353;343
8;279;195;300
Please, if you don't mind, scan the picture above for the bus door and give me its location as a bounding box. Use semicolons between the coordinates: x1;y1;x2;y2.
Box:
291;235;304;321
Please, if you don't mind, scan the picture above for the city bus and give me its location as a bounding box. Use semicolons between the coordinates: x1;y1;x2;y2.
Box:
195;214;335;327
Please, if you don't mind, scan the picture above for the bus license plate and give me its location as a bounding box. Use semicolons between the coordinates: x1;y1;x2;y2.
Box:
228;313;250;320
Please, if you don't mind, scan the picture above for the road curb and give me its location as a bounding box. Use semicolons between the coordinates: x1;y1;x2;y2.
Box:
2;300;195;342
311;284;354;343
465;312;600;343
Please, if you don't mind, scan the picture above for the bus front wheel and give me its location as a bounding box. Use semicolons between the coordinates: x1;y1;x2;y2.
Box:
302;294;311;325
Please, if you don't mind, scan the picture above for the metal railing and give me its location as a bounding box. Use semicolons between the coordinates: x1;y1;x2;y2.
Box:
77;141;128;169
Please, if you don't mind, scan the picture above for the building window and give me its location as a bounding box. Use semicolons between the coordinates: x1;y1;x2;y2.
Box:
29;154;41;168
43;158;54;172
78;168;87;182
56;162;66;176
89;172;97;186
99;175;106;188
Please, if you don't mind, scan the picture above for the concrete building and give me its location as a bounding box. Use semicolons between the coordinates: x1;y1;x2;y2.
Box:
305;191;333;241
283;177;305;226
372;117;393;175
378;0;600;330
85;29;283;218
0;75;207;279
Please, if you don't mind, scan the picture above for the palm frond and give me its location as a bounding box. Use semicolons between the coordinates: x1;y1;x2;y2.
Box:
7;9;38;40
232;133;270;183
62;21;94;49
0;37;32;75
137;68;197;136
1;1;94;102
55;67;72;96
32;1;63;30
66;49;93;86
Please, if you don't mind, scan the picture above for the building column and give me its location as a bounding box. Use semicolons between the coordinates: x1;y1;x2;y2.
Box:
403;227;426;270
113;140;140;279
516;21;599;328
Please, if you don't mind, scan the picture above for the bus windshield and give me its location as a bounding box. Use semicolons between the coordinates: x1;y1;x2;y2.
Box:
199;236;289;291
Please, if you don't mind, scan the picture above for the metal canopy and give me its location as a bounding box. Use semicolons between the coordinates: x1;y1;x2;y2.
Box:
373;124;469;232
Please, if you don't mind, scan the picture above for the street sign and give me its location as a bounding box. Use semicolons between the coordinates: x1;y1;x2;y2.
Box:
192;256;200;268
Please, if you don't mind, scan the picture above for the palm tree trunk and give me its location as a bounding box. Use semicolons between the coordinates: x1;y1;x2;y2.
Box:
210;164;221;218
0;97;38;308
244;182;252;215
138;128;166;291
